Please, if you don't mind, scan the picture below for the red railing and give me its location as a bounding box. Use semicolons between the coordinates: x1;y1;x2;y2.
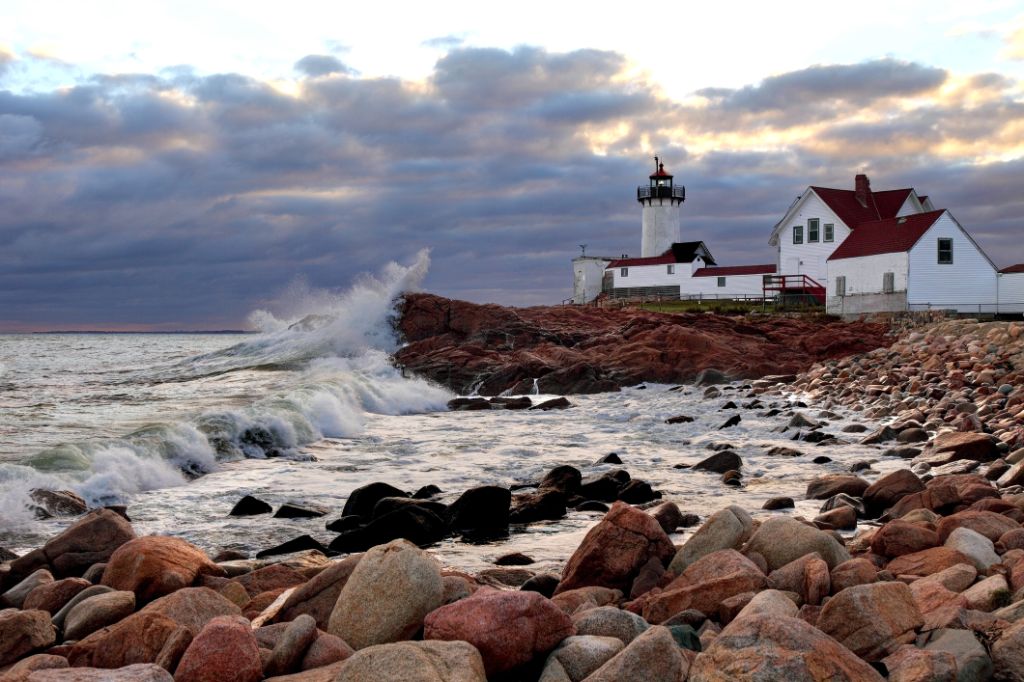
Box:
763;274;826;305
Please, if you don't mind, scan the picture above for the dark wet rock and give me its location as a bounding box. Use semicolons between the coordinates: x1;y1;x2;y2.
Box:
898;428;930;444
540;466;583;495
695;368;729;386
413;484;443;499
766;446;802;457
520;573;560;598
861;425;899;444
510;490;567;524
789;413;819;428
446;486;512;534
229;495;272;516
29;489;88;518
763;497;795;510
842;423;870;433
0;547;18;562
679;513;701;527
721;471;742;486
212;549;247;562
577;501;610;513
719;415;742;429
580;471;629;502
662;609;706;630
812;456;832;464
806;474;869;500
618;480;659;504
372;497;447;519
721;401;738;410
850;460;874;473
448;397;491;411
341;482;408;518
803;431;835;444
665;415;694;424
598;453;622;464
329;506;447;552
651;502;684;534
692;451;742;474
274;503;327;519
531;397;572;410
884;446;922;459
324;515;363;533
256;535;327;559
495;552;535;566
819;493;865;517
489;396;532;409
815;506;857;530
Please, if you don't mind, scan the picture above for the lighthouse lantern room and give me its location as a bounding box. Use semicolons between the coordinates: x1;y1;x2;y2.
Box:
637;156;686;257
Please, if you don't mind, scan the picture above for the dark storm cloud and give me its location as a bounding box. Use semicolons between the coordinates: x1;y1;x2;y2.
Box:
294;54;353;77
0;48;1021;329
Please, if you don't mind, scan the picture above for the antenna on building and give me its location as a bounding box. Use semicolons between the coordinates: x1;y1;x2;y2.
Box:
579;244;587;257
654;155;659;173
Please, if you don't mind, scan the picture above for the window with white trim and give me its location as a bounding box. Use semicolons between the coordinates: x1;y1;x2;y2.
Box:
620;267;629;277
824;223;834;242
835;276;846;296
938;238;953;264
717;277;726;287
793;225;803;244
808;218;820;243
666;264;674;275
883;272;894;294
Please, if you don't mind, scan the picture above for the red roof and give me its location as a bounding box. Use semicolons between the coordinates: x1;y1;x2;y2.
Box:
693;264;776;277
827;210;945;261
607;252;676;268
811;186;913;228
1000;264;1024;274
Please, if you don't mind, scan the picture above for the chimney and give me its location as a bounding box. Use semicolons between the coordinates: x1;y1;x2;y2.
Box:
855;174;870;208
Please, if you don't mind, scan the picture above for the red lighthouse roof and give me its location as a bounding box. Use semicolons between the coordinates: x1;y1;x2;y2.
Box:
649;156;672;178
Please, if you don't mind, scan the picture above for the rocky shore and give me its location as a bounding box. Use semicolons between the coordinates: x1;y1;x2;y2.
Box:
394;293;890;394
3;316;1024;681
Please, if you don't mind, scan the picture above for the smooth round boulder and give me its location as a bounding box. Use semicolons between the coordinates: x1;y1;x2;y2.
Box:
0;609;56;667
328;539;443;650
63;590;136;641
424;588;574;675
333;640;486;682
102;536;223;603
583;625;685;682
571;605;649;644
540;635;624;681
173;615;262;682
817;581;923;662
742;517;850;571
23;577;91;614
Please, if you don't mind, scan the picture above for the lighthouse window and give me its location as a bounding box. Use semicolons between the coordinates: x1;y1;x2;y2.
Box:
620;267;629;277
717;277;726;287
793;225;803;244
666;264;675;275
808;219;820;243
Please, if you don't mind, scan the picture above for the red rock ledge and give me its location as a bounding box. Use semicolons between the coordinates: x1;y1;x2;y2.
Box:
394;293;891;394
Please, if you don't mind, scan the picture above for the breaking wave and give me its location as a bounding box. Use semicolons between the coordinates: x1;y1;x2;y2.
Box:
0;249;451;531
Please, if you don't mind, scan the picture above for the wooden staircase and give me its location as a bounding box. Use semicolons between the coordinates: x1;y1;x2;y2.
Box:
763;274;826;306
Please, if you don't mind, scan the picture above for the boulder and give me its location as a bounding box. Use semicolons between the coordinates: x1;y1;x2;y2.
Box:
863;470;924;517
944;527;1001;571
63;590;136;641
734;589;799;620
10;508;135;580
101;536;222;603
805;474;869;500
539;635;623;681
649;502;684;534
962;574;1011;612
0;609;56;667
582;625;685;682
274;503;327;519
139;586;242;635
817;581;923;662
330;506;447;552
51;585;113;631
922;629;993;682
274;554;362;629
232;564;306;597
935;510;1020;543
0;653;68;680
692;451;742;474
992;620;1024;682
2;569;54;609
830;558;877;594
886;547;971;577
229;495;272;516
922;432;1001;465
555;502;674;595
741;516;850;571
67;611;180;668
423;589;573;675
642;550;767;624
23;577;91;614
445;486;511;535
173;615;263;682
328;539;443;649
331;640;486;682
25;664;174;681
264;614;319;677
688;613;884;681
570;605;649;644
341;482;408;518
668;505;753;573
301;631;354;670
766;554;830;606
510;490;567;524
870;520;940;558
881;645;957;682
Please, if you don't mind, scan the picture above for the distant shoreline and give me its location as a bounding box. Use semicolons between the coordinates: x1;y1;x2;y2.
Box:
26;330;255;335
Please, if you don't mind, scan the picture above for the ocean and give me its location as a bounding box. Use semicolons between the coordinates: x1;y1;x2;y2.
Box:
0;254;900;572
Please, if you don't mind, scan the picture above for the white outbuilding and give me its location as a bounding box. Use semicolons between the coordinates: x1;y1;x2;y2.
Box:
999;265;1024;314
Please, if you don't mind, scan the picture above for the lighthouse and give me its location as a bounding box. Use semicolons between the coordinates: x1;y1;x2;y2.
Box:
637;156;685;257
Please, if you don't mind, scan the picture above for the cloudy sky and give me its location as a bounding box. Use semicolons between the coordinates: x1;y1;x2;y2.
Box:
1;0;1023;330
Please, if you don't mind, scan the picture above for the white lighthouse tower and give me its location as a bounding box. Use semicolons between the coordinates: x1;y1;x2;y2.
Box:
638;156;685;257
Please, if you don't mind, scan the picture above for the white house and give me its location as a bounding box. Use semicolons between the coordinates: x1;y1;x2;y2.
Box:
825;210;998;315
999;265;1024;314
